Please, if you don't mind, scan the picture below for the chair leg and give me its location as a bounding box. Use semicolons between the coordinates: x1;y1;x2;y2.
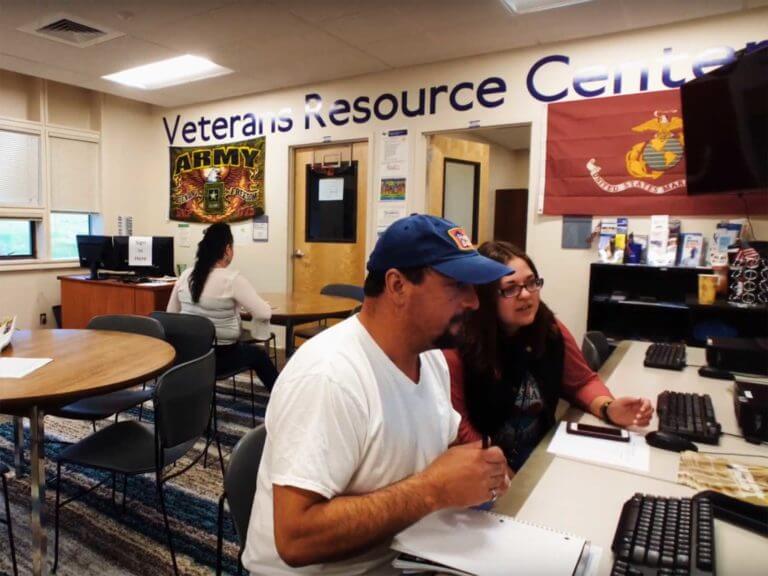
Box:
53;462;62;574
91;420;97;433
216;494;225;576
122;475;129;514
2;473;18;576
111;472;117;506
216;433;225;479
157;480;179;576
249;370;256;428
232;375;237;402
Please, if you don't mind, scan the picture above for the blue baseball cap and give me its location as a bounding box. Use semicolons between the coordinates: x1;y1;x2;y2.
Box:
366;214;513;284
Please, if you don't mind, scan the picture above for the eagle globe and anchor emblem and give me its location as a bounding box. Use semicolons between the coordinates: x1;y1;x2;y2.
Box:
586;110;687;195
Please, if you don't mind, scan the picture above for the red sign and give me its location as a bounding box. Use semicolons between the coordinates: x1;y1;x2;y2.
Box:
543;90;765;215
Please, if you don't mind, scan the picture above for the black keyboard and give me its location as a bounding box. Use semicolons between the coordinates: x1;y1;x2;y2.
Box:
611;493;716;576
657;391;721;444
644;343;687;370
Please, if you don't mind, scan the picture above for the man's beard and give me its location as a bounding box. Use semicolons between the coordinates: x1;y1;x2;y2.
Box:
432;311;470;349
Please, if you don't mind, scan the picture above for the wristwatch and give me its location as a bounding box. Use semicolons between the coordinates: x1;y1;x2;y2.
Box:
600;399;616;425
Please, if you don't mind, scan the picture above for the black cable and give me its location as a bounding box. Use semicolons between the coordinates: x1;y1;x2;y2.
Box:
722;431;744;439
698;451;768;460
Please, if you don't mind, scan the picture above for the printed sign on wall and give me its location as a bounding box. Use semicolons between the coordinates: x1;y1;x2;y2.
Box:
169;137;265;223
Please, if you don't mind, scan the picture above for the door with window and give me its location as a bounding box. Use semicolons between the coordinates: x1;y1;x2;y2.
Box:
292;142;368;294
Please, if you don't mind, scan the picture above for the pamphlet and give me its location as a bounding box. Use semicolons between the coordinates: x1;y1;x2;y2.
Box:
679;233;704;267
647;215;670;266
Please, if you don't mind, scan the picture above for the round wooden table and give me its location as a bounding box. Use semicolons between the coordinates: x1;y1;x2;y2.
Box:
0;329;175;576
260;292;361;357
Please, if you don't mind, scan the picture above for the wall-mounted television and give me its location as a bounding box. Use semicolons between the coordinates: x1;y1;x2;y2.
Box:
681;46;767;196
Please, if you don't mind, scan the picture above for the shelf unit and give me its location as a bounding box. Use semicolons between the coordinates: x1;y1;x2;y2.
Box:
587;263;767;346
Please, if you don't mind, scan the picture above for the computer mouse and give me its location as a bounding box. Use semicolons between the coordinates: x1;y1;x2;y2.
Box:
645;431;699;452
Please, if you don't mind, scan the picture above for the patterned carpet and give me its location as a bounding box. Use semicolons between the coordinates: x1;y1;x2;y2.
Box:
0;379;269;576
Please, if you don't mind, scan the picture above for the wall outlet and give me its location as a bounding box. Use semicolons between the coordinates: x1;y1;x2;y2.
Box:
39;313;47;326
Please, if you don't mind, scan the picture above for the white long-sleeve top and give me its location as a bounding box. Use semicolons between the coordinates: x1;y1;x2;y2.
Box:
167;266;272;344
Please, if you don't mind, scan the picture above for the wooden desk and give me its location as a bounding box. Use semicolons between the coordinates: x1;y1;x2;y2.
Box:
495;341;768;575
0;329;175;576
58;275;175;328
259;292;360;357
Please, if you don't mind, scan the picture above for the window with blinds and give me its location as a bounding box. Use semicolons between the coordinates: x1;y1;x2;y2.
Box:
0;129;41;207
49;136;99;213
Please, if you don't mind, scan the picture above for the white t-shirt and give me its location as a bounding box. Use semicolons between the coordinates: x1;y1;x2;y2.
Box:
241;315;460;575
166;267;271;343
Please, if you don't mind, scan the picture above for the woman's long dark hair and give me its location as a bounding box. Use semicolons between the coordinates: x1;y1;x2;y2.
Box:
460;241;559;434
189;223;233;303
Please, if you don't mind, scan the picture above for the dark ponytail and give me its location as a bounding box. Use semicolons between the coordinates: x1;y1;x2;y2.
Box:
189;223;233;303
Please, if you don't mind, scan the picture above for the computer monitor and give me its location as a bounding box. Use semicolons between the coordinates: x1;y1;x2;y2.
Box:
76;235;114;280
113;236;175;277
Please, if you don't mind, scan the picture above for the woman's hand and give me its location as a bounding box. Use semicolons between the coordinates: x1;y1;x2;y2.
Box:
607;397;653;428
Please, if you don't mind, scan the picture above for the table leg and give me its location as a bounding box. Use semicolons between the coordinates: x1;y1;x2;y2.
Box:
13;416;24;476
30;406;48;576
285;320;295;358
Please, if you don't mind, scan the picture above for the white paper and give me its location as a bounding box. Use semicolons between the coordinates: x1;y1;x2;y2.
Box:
318;178;344;201
252;215;269;241
392;508;587;576
380;129;409;178
128;236;153;266
376;205;407;236
117;215;133;236
232;223;252;245
0;357;52;378
547;421;650;473
178;223;192;248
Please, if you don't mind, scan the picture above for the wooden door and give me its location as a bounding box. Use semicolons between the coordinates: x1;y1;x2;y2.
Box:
493;188;528;250
292;142;368;294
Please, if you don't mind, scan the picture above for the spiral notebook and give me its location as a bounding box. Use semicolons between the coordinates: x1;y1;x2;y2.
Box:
391;507;589;576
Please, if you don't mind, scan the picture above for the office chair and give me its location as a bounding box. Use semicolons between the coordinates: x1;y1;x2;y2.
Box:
49;315;165;424
581;330;611;371
292;283;365;348
216;424;267;576
1;462;18;576
150;311;224;476
53;350;216;576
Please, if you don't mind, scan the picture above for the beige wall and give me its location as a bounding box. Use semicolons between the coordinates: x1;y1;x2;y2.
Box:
2;9;767;343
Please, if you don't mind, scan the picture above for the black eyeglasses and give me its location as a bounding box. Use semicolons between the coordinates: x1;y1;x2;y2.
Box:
498;277;544;299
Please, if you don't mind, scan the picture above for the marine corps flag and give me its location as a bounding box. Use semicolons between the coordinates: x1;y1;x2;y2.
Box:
169;137;265;223
544;90;756;215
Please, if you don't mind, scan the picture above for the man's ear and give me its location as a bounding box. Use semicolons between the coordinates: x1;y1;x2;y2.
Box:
383;269;408;305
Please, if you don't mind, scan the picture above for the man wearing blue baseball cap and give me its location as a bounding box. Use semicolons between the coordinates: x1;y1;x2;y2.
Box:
243;214;513;575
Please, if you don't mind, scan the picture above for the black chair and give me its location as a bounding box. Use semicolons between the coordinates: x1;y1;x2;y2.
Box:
1;462;18;576
216;353;260;429
150;311;224;475
49;315;165;424
581;330;612;371
53;349;216;576
292;284;365;347
216;424;266;576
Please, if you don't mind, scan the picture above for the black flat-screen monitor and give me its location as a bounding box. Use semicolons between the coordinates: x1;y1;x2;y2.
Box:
113;236;175;277
76;235;114;280
682;46;768;195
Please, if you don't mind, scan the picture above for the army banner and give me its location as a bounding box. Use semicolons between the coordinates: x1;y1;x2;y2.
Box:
543;90;761;215
169;137;265;223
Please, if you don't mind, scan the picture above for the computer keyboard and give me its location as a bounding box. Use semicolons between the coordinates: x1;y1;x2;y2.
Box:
611;493;716;576
644;343;687;370
657;391;721;444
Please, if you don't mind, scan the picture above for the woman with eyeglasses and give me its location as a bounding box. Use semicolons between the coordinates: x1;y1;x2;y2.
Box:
445;241;653;473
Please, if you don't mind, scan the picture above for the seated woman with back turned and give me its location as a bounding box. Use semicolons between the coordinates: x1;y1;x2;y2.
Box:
445;241;653;472
167;222;278;391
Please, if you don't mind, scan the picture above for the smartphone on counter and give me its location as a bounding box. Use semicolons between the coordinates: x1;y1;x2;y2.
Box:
566;422;630;442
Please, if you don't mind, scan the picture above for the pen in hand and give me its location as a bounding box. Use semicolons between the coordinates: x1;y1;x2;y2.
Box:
482;435;489;449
